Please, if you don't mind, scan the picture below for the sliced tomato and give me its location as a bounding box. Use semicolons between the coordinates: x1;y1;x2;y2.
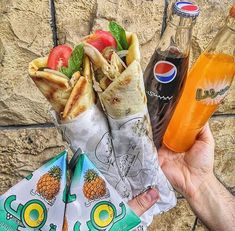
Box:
86;30;117;52
47;45;73;70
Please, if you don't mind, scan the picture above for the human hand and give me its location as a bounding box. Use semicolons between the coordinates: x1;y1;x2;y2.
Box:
128;188;159;216
158;123;215;200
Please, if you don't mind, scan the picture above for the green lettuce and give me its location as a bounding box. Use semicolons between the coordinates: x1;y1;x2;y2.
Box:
109;21;129;51
60;44;84;78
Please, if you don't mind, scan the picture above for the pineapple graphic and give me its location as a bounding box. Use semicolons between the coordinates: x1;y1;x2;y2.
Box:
83;169;106;200
36;166;62;201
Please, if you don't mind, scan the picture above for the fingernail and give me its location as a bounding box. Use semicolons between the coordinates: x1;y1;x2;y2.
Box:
144;188;159;202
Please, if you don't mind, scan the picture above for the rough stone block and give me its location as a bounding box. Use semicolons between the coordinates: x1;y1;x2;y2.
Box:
54;0;97;45
0;127;69;194
148;199;195;231
0;0;53;126
192;0;233;58
0;0;234;126
210;116;235;188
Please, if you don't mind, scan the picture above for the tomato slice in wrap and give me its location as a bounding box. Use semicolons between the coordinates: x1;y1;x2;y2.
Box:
86;30;117;52
47;45;73;70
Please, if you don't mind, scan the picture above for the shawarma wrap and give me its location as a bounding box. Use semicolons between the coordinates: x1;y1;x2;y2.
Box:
83;31;146;119
83;23;176;227
28;52;95;121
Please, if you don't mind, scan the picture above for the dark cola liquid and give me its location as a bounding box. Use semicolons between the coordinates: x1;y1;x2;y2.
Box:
144;48;189;149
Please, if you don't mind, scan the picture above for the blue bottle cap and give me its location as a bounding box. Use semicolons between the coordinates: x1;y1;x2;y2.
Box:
173;1;200;18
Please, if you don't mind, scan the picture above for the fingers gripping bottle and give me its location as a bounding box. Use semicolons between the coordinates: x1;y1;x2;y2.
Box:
163;5;235;152
144;1;199;149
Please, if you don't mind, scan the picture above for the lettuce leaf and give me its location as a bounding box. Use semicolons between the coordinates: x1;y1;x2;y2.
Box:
109;21;129;51
60;44;84;78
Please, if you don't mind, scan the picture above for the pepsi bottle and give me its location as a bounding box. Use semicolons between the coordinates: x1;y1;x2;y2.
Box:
144;1;199;149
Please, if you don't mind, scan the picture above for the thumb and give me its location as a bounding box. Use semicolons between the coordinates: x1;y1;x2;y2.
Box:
197;122;215;147
128;188;159;216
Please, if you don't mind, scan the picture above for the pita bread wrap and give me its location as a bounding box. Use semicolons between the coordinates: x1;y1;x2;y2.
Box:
84;30;176;227
29;55;95;119
28;49;131;199
28;56;72;114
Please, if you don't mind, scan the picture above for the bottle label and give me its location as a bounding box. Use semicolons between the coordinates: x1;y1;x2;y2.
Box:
153;61;177;84
195;81;230;105
146;90;173;101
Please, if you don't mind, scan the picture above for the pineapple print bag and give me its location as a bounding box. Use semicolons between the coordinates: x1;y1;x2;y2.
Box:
0;151;67;231
63;150;143;231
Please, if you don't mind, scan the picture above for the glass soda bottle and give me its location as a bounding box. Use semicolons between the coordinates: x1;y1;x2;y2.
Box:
163;4;235;152
144;1;200;149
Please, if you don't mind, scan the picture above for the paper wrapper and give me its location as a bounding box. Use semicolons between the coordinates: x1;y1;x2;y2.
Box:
51;105;132;200
0;151;67;231
92;60;177;227
64;151;143;231
108;111;176;226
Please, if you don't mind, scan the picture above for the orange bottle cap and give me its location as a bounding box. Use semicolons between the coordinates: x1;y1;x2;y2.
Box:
230;4;235;18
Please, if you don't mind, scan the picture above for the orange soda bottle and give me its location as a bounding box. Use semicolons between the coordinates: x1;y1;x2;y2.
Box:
163;5;235;152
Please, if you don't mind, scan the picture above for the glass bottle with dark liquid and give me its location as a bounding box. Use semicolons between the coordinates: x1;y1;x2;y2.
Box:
144;1;199;149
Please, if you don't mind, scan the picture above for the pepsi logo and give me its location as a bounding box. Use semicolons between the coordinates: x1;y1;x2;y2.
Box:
176;1;199;14
153;61;177;84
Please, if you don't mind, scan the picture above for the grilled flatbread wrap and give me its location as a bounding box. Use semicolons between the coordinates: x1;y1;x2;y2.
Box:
62;56;95;121
28;55;95;120
101;60;146;118
83;32;146;119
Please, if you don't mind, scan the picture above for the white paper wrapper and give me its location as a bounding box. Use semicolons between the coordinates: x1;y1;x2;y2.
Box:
51;104;176;228
90;58;177;226
107;110;177;227
51;104;132;200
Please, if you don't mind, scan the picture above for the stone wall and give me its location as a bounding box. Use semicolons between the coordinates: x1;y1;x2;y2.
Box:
0;0;234;230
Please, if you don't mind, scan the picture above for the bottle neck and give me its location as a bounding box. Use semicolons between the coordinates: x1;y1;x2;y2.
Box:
157;13;196;57
206;16;235;57
169;13;196;28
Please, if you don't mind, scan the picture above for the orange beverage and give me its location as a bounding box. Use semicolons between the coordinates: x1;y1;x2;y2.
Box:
163;5;235;152
163;53;235;152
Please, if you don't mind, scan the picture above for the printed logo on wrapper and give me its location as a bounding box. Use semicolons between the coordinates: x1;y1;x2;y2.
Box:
153;61;177;84
0;151;67;231
88;201;126;230
64;153;143;231
4;196;47;228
